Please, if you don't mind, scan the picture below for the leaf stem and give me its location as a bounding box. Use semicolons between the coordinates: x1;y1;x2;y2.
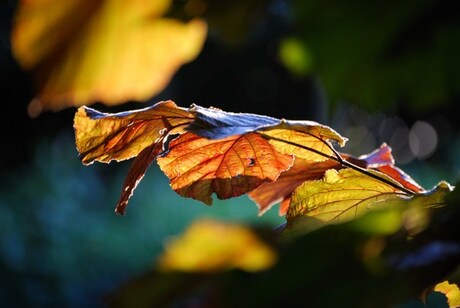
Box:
259;133;415;196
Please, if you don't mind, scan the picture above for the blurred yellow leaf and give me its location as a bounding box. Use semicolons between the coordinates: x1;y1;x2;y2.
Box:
435;281;460;307
156;219;277;273
11;0;207;117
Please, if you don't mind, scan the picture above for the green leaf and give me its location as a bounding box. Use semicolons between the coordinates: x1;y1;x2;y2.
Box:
287;168;453;226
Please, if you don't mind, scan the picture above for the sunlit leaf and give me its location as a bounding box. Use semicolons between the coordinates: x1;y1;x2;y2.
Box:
435;281;460;308
288;168;453;225
249;143;420;216
188;103;346;163
74;100;194;165
157;132;293;205
259;120;347;162
249;157;342;216
359;143;425;193
11;0;207;116
156;219;277;273
288;169;411;224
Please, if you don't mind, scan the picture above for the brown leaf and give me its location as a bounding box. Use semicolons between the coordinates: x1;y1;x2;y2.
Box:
157;132;294;205
11;0;207;116
115;143;164;215
74;100;194;165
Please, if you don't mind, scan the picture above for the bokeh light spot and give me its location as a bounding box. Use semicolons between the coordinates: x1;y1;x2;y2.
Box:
409;121;438;159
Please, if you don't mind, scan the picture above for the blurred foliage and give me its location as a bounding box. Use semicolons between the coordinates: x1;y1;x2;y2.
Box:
11;0;206;116
107;184;460;307
290;0;460;113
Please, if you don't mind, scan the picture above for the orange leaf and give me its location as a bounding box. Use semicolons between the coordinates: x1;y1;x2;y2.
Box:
11;0;207;116
249;158;342;216
74;100;194;165
157;132;294;205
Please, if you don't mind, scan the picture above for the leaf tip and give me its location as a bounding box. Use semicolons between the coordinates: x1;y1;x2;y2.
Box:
115;202;127;216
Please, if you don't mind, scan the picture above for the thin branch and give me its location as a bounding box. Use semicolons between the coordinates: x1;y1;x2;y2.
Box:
259;133;415;196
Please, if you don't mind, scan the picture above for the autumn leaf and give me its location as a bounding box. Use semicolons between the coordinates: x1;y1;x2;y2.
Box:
258;120;347;162
74;100;194;165
157;132;293;205
434;281;460;307
114;143;164;215
248;157;342;216
189;104;347;162
287;168;453;226
358;143;425;193
73;100;195;214
73;101;452;220
156;219;277;273
11;0;207;117
249;143;422;216
169;104;348;207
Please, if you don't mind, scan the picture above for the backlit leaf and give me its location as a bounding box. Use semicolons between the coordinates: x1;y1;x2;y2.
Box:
74;100;194;165
157;132;293;205
287;168;452;225
249;157;342;216
11;0;207;116
188;104;347;156
259;120;347;162
288;168;412;224
434;281;460;308
156;219;277;273
250;143;421;216
359;143;425;193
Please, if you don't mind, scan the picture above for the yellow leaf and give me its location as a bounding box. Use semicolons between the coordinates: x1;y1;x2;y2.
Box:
156;219;277;273
435;281;460;307
74;100;194;164
259;120;347;162
287;169;411;224
11;0;207;116
288;169;453;226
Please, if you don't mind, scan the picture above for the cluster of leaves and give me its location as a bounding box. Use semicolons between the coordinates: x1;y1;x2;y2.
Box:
74;100;450;219
74;101;460;306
